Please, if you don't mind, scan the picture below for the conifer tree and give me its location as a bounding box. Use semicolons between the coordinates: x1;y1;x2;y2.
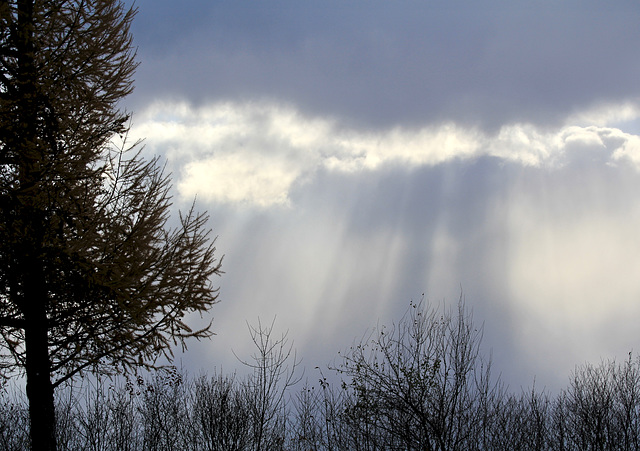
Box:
0;2;222;449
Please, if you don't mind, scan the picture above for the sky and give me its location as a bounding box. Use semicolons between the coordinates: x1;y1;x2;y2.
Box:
122;0;640;392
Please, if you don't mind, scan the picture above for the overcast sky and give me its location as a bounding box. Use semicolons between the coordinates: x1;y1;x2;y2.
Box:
123;0;640;392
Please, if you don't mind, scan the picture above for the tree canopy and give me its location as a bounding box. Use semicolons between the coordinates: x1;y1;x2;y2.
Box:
0;1;222;449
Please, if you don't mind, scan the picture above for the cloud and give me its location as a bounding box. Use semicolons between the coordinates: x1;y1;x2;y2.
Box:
121;0;640;394
611;133;640;167
129;1;640;131
131;100;640;207
567;102;640;127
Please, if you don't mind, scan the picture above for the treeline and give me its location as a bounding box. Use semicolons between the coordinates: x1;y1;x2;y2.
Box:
2;300;639;451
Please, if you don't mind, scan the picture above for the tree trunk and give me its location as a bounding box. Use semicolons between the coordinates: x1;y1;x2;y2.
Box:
13;1;58;446
25;307;57;451
21;217;57;451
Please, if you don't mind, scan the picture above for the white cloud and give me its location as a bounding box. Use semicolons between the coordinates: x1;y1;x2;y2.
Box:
561;126;605;148
567;101;640;127
611;134;640;166
130;100;640;207
178;153;300;207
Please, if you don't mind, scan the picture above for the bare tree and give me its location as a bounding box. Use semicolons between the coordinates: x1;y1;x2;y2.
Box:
335;296;502;451
610;354;640;450
0;1;222;449
289;371;351;451
3;306;640;450
556;356;640;451
137;368;193;451
237;318;302;451
191;372;252;451
485;386;551;451
0;381;29;450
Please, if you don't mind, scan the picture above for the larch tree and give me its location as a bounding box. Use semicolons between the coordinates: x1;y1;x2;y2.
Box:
0;1;222;450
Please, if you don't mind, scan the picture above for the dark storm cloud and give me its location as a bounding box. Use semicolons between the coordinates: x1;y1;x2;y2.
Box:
127;0;640;130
